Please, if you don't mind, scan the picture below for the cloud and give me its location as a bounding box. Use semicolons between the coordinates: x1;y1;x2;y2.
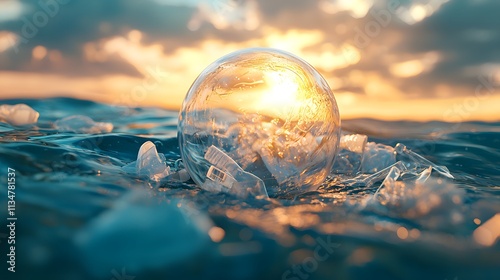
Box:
0;0;499;120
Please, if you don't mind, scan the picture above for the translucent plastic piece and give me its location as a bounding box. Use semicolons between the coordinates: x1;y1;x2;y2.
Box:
416;166;433;183
395;143;454;179
0;104;39;126
203;145;268;199
374;165;402;199
178;48;341;195
340;134;367;153
254;126;323;186
361;142;396;173
367;177;465;229
332;134;367;174
343;161;408;189
54;115;113;133
122;141;171;181
136;141;171;181
167;169;191;182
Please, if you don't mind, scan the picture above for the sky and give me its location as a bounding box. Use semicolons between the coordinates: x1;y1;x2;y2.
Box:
0;0;499;121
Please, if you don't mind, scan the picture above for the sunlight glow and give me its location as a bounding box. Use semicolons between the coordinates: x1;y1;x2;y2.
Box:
1;26;498;121
260;71;300;108
318;0;374;18
397;0;449;25
0;31;17;53
390;60;425;78
410;4;427;22
32;46;48;61
474;213;500;246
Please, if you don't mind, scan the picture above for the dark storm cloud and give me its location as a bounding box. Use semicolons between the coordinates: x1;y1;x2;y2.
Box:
384;0;500;96
0;0;195;75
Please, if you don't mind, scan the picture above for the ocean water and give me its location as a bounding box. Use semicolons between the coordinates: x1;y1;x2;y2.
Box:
0;97;499;280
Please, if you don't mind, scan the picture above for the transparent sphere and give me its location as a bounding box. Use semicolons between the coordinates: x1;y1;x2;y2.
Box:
178;48;341;197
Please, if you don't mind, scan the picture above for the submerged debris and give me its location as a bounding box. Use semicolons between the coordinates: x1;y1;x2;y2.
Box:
0;104;39;126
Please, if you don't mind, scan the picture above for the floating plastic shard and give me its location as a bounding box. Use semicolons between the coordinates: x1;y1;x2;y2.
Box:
54;115;113;133
203;145;268;198
123;141;190;183
334;135;454;192
135;141;171;181
0;104;39;126
178;48;341;197
332;134;396;175
395;143;454;179
332;134;367;174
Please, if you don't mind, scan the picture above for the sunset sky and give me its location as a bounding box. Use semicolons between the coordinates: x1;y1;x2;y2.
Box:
0;0;499;121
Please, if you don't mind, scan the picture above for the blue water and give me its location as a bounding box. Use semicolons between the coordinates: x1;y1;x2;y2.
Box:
0;97;499;280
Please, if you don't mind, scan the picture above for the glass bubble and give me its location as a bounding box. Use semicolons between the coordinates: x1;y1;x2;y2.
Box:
178;48;341;197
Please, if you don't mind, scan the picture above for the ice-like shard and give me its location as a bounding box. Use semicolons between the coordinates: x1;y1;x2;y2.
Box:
332;134;367;174
339;134;368;153
395;143;454;179
54;115;113;133
332;135;397;175
253;125;322;186
361;142;396;173
136;141;171;181
374;164;402;199
167;169;191;182
366;177;465;229
416;166;432;183
0;104;39;126
122;141;171;181
203;145;268;199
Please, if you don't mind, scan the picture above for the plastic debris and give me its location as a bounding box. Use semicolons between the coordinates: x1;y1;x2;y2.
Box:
203;145;269;199
0;104;39;126
54;115;113;133
122;141;170;181
361;142;396;173
395;143;454;179
122;141;191;183
136;141;171;181
366;177;465;230
332;135;396;175
332;134;367;174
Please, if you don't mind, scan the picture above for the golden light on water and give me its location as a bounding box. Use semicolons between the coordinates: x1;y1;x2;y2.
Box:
473;213;500;246
208;226;226;243
32;46;48;61
0;31;17;53
396;226;409;240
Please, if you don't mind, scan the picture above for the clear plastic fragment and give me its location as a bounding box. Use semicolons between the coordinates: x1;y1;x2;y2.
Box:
203;145;268;199
136;141;171;181
339;134;367;153
416;166;432;183
361;142;396;173
374;165;402;199
0;104;39;126
395;143;454;179
54;115;113;133
332;134;367;174
122;141;171;181
167;169;191;182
